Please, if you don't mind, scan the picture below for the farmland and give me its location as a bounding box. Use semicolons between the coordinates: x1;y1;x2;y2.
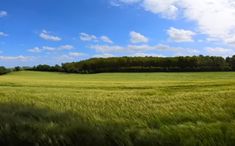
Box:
0;71;235;145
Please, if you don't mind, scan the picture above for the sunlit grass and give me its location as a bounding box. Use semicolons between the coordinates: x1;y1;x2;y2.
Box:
0;71;235;145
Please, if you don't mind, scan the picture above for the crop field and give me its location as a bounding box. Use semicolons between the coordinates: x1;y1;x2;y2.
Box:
0;71;235;146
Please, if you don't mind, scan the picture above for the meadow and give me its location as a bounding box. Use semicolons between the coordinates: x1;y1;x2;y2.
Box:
0;71;235;146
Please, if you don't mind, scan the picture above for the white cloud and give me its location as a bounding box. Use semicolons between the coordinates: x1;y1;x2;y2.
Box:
89;44;197;55
0;11;7;17
80;33;97;41
28;45;74;53
39;30;62;42
113;0;235;45
100;36;113;44
127;44;178;51
130;31;149;43
0;55;31;61
127;44;200;56
89;44;162;53
206;37;220;42
93;53;115;58
111;0;141;6
68;52;85;57
90;45;124;53
59;45;74;50
28;46;56;53
80;33;113;43
0;32;8;37
224;37;235;45
112;0;178;19
143;0;178;19
28;47;42;53
181;0;235;45
174;48;200;56
58;52;86;61
167;27;195;42
205;47;235;57
127;44;153;51
92;52;164;58
118;0;141;4
43;46;56;51
131;52;164;57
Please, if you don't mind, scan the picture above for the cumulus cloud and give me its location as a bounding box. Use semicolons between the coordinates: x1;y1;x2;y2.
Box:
167;27;195;42
0;11;7;17
117;0;141;4
28;45;74;53
127;44;169;51
127;44;154;51
28;47;42;53
124;43;200;57
89;44;198;56
110;0;141;6
143;0;178;19
59;45;74;50
131;52;164;57
58;52;86;61
181;0;235;45
90;45;124;53
112;0;235;45
111;0;178;18
93;53;115;58
80;33;97;41
0;32;8;37
43;46;56;51
0;55;31;61
39;30;62;42
100;36;113;44
174;48;200;56
80;33;113;43
68;52;85;57
89;44;162;53
28;46;55;53
205;47;235;57
130;31;149;43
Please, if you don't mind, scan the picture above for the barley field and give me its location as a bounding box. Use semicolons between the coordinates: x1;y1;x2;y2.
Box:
0;71;235;146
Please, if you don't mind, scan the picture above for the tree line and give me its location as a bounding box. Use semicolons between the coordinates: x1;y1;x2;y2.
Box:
0;66;11;75
0;66;30;75
27;55;235;73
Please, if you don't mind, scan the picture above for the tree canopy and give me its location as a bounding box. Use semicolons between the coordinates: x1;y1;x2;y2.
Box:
0;66;11;75
29;55;235;73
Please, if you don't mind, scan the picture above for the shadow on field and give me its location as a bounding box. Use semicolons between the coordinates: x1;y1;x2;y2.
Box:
0;102;235;146
0;102;130;146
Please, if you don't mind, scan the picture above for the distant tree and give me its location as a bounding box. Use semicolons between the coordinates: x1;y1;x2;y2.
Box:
14;66;21;71
0;66;10;75
226;55;235;71
29;64;63;72
53;64;63;72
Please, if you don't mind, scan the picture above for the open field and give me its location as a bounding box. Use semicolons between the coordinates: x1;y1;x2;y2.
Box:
0;71;235;146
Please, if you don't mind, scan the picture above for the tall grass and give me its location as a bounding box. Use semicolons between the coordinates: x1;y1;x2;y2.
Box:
0;71;235;145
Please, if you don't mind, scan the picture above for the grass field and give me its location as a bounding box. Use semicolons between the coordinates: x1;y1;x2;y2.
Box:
0;71;235;146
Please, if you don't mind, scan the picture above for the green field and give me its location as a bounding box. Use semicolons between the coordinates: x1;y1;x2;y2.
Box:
0;71;235;146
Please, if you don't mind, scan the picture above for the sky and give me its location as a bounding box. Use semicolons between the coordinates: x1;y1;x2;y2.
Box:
1;0;235;67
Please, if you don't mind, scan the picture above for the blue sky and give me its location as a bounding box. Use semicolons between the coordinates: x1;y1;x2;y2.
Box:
1;0;235;66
